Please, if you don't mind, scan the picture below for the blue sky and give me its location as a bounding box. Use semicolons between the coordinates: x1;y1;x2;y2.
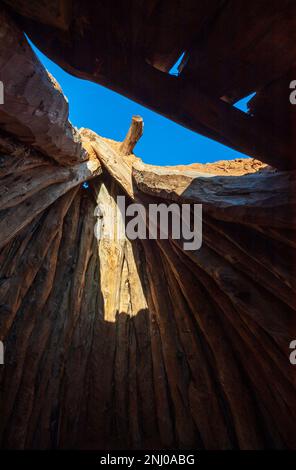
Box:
31;42;252;166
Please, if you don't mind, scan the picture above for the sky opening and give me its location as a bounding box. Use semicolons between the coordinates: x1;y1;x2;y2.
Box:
30;41;253;166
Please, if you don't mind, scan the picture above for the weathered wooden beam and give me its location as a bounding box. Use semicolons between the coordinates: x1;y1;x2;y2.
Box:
4;0;296;168
120;115;143;155
0;149;101;249
80;128;135;199
132;161;296;228
106;61;293;169
3;0;72;30
182;0;296;103
18;20;293;169
0;2;295;451
0;8;86;165
143;0;222;72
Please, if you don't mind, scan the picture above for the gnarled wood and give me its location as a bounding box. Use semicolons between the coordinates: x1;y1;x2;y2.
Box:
0;8;86;165
120;116;144;156
0;3;295;452
6;0;296;169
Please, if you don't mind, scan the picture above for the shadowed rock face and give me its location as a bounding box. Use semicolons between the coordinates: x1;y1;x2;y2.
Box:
0;6;295;450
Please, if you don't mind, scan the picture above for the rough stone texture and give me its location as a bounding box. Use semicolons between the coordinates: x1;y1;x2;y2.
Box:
0;4;295;451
